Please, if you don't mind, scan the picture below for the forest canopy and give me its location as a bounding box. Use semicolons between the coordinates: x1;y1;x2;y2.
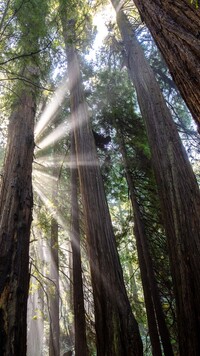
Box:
0;1;200;356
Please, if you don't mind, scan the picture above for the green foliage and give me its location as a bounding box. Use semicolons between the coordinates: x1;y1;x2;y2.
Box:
1;0;199;354
59;0;96;52
139;28;200;162
190;0;199;8
87;45;178;346
13;0;49;45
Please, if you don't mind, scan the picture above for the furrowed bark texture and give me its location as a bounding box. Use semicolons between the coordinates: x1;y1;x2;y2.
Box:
70;133;88;356
134;225;162;356
114;8;200;356
0;91;35;356
62;25;143;354
133;0;200;131
119;135;174;356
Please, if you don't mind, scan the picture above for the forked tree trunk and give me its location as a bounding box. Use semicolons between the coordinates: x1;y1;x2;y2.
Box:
60;18;143;356
119;134;173;356
113;7;200;355
133;0;200;131
0;89;36;356
70;133;88;356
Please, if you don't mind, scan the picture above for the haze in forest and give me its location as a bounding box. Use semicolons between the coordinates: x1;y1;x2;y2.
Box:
0;1;200;356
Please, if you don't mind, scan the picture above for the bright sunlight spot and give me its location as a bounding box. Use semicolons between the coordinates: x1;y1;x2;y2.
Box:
86;3;116;61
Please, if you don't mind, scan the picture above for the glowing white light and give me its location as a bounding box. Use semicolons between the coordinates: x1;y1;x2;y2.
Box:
34;170;58;181
33;171;58;193
86;4;116;61
33;180;68;229
34;76;69;140
36;121;68;150
35;154;98;169
34;155;66;168
33;179;82;251
36;101;91;151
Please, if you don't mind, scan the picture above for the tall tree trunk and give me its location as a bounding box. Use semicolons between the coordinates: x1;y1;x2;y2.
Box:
0;89;35;356
132;0;200;131
68;244;75;349
113;6;200;356
27;237;45;356
119;134;174;356
49;218;60;356
49;152;60;356
134;224;162;356
128;259;139;306
27;287;44;356
60;15;143;356
70;133;88;356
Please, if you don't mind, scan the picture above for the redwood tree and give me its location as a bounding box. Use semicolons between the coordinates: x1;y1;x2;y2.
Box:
59;3;143;354
70;133;88;356
49;165;60;356
111;4;200;355
132;0;200;131
0;83;36;356
67;47;143;356
0;0;49;353
118;134;174;356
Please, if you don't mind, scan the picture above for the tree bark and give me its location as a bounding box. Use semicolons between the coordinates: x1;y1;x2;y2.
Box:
70;133;88;356
27;287;44;356
49;152;60;356
119;134;174;356
134;224;162;356
27;238;45;356
60;15;143;355
0;89;35;356
113;7;200;356
133;0;200;131
49;217;60;356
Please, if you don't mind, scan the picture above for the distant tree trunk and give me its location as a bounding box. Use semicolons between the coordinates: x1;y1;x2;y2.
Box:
27;238;45;356
60;15;143;356
68;243;75;349
27;288;44;356
113;7;200;356
49;217;60;356
133;0;200;131
134;224;162;356
49;218;60;356
49;153;60;356
128;258;139;306
0;88;36;356
70;133;88;356
132;194;174;356
119;134;173;356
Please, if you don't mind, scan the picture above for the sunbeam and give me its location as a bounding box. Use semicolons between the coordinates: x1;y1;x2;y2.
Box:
33;180;68;231
34;178;117;301
34;154;99;169
34;67;81;142
35;121;69;150
35;101;90;151
33;170;58;191
34;76;69;141
33;178;84;255
34;155;67;168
